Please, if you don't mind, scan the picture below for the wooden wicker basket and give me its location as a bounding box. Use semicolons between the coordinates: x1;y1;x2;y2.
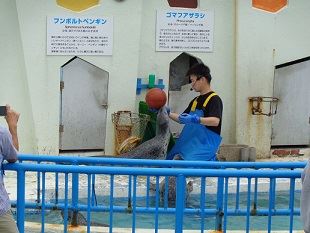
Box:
112;111;150;155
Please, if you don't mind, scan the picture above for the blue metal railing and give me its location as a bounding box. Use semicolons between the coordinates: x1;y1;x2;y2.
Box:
3;154;306;233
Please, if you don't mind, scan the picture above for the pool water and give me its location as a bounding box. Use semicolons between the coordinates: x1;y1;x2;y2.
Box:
17;191;303;230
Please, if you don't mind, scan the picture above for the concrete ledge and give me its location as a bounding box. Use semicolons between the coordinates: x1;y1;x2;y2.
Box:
217;144;249;161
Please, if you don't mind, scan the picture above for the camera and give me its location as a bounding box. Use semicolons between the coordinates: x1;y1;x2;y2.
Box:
0;106;7;116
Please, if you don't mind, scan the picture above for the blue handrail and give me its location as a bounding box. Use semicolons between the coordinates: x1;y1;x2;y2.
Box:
17;153;307;169
4;162;303;178
2;154;305;233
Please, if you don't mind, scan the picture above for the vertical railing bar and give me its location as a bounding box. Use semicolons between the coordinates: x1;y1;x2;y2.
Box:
235;177;240;210
246;178;251;233
87;174;91;233
155;176;160;233
175;175;185;233
271;174;276;209
223;177;229;233
128;175;132;212
36;162;41;204
63;173;69;233
200;177;206;233
55;171;59;205
16;169;25;233
109;175;114;233
91;174;96;206
253;177;258;213
41;172;46;233
72;172;79;222
267;178;274;233
164;176;169;209
132;175;137;233
216;176;224;231
146;175;150;208
289;177;295;233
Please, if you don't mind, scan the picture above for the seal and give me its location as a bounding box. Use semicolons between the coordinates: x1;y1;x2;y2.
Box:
151;177;193;203
61;209;109;227
120;106;170;160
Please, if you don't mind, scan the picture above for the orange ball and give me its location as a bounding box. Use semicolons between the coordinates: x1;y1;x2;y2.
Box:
145;88;167;109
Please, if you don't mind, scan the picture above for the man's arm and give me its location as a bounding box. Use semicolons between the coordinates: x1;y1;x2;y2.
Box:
5;105;20;162
168;112;181;123
199;116;220;126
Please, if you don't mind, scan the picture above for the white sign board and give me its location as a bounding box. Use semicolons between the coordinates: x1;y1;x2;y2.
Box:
156;10;214;52
47;16;113;55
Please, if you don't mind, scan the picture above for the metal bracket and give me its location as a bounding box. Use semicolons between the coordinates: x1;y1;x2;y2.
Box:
248;96;279;116
59;124;64;133
60;81;64;91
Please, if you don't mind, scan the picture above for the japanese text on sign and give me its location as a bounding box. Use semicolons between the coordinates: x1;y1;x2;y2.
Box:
156;10;214;52
47;16;113;56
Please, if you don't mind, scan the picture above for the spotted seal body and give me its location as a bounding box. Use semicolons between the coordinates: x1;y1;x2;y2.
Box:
151;177;193;203
120;106;170;159
61;209;109;227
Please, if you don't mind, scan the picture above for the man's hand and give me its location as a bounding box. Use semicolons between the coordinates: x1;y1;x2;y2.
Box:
5;105;20;128
5;105;20;151
178;113;200;124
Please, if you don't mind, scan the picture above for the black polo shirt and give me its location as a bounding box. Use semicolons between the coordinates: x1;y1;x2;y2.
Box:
183;91;223;135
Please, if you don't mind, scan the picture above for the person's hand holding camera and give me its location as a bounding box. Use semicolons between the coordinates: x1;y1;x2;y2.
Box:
4;105;20;151
5;105;20;128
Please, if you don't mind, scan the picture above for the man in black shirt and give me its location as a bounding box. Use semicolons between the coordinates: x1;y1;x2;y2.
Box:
166;63;223;161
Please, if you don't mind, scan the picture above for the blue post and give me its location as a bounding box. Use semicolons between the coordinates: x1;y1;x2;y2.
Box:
200;177;206;232
17;170;25;233
36;162;41;204
146;176;150;208
109;175;114;233
157;79;165;89
164;176;169;209
72;172;79;224
246;178;252;232
41;172;46;233
223;177;229;232
175;175;185;233
216;177;224;231
127;175;132;212
136;78;143;95
289;178;296;233
87;175;91;233
235;177;240;210
252;177;258;215
91;174;97;206
55;172;59;204
64;173;69;233
267;178;275;233
155;176;160;233
132;176;137;233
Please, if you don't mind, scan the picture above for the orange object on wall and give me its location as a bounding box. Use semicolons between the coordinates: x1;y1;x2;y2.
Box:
57;0;99;12
252;0;288;13
167;0;197;9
